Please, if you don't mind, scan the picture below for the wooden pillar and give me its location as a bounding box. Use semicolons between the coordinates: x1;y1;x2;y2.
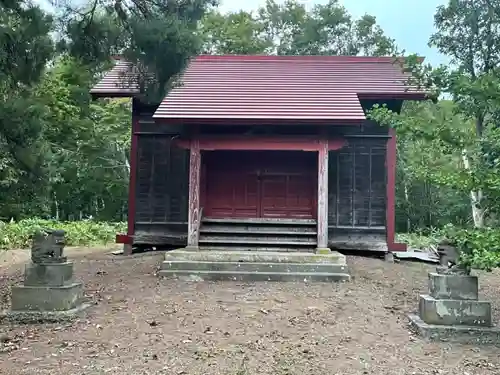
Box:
386;128;406;251
187;139;201;249
316;139;330;253
123;116;139;255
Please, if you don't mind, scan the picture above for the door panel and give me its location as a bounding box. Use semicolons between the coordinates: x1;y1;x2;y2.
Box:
261;174;315;218
203;151;316;219
205;170;259;218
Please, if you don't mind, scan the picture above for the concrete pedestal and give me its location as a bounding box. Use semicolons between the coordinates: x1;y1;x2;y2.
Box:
1;262;90;323
408;270;500;345
419;294;492;327
11;283;83;312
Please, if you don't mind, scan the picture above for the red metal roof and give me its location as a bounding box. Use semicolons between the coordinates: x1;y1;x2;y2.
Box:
152;55;427;122
90;58;139;97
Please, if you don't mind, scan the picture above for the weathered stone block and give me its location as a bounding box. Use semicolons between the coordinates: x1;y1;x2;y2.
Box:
428;272;478;300
408;314;500;346
419;294;492;327
10;283;83;312
24;262;74;287
315;247;331;254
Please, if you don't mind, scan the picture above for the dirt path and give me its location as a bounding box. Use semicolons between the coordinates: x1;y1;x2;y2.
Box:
0;250;499;375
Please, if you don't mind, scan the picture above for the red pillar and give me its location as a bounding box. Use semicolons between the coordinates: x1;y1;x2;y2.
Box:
121;116;139;255
386;128;406;251
187;139;201;249
316;138;330;253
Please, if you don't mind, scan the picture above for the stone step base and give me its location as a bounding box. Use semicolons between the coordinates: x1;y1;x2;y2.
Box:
163;250;346;264
419;294;492;327
158;269;350;282
161;260;348;274
160;250;349;282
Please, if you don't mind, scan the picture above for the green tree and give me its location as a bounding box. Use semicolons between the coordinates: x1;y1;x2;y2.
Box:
36;56;131;221
429;0;500;227
0;0;55;219
201;10;271;54
256;0;397;56
371;0;500;228
199;0;397;56
59;0;217;104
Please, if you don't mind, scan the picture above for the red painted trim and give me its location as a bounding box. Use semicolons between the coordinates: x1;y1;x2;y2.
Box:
391;242;408;252
116;233;133;245
174;136;347;152
127;115;139;239
386;128;402;251
200;156;207;211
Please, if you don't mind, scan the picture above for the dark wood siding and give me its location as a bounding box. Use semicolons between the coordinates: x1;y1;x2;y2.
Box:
132;99;189;246
328;139;386;229
135;135;189;223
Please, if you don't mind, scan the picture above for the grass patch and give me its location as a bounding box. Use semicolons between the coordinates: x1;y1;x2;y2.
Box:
0;219;126;250
396;229;443;250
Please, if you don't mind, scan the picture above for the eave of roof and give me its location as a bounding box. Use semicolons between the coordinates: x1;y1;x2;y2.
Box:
90;58;140;97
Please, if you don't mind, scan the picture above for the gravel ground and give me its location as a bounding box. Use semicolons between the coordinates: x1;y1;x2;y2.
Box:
0;248;499;375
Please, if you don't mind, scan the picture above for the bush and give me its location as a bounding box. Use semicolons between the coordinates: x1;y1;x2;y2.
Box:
396;229;443;250
442;225;500;272
0;218;126;250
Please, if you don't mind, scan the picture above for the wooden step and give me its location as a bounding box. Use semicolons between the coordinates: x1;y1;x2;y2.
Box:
197;245;316;252
198;237;317;246
200;227;317;235
202;217;317;225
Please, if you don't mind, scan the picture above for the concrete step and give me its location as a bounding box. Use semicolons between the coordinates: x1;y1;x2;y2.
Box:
163;250;347;265
198;236;317;245
158;270;350;282
161;260;348;274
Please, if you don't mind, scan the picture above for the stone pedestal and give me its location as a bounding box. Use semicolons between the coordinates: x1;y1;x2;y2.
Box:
408;271;500;345
1;262;90;323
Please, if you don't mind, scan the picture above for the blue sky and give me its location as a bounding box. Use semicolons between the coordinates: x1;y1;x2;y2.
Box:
220;0;449;67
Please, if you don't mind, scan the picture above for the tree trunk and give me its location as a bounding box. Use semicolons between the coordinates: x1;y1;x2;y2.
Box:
404;180;411;232
462;149;485;227
54;192;59;221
